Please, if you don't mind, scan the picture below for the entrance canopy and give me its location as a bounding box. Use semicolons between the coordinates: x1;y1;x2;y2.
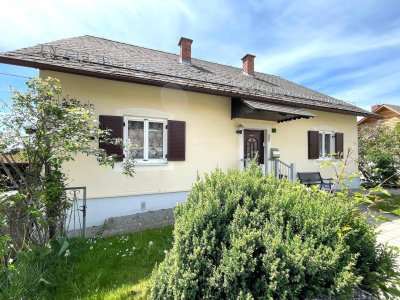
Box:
231;98;315;123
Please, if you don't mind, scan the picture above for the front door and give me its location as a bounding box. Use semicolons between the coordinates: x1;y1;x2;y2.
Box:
243;129;264;165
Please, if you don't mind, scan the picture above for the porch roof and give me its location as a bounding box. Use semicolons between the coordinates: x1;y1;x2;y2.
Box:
231;98;316;123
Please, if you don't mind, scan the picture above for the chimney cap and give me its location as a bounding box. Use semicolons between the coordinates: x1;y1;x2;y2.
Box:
241;53;256;61
178;37;193;46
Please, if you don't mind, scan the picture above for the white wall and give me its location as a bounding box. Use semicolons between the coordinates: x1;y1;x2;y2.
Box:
41;71;361;225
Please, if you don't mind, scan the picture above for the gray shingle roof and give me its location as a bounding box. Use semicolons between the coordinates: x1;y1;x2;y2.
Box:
0;35;376;117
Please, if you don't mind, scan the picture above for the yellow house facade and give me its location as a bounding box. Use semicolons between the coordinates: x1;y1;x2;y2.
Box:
0;36;376;226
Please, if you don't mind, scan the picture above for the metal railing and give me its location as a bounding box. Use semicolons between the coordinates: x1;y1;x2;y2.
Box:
271;159;296;182
62;187;87;238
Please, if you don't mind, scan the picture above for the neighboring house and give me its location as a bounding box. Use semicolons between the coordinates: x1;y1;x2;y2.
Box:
0;36;378;226
358;104;400;129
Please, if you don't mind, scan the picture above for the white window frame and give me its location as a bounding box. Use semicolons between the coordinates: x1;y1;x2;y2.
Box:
123;116;168;165
318;131;335;160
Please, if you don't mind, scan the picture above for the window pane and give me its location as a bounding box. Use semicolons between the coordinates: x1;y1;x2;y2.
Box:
318;133;323;157
148;122;163;159
324;133;331;155
128;121;144;159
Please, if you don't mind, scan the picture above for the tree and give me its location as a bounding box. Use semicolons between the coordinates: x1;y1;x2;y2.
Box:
358;124;400;186
0;77;134;254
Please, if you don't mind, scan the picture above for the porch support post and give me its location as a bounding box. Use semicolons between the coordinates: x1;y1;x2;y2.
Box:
274;159;279;178
290;163;296;182
263;129;269;175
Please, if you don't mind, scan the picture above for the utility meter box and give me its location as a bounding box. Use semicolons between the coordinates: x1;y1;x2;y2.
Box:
270;148;280;159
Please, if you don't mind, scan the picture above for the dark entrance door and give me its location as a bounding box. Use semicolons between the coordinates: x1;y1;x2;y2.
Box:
244;129;264;165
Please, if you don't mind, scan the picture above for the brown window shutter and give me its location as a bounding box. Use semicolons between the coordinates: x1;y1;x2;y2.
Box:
99;115;124;162
308;131;319;159
335;132;344;159
167;120;186;161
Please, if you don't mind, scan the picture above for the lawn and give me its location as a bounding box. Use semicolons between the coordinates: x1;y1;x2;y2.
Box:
1;226;174;300
371;193;400;216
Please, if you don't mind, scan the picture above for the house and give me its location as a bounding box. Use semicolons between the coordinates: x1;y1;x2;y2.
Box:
0;36;378;227
358;104;400;129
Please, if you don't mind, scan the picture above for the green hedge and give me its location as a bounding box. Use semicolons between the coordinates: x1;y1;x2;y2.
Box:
150;165;398;299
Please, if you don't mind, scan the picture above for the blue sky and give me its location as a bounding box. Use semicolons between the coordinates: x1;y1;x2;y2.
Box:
0;0;399;111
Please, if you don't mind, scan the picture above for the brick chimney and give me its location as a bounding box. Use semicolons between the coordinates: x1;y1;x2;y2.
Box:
178;37;193;65
371;104;381;112
242;54;256;76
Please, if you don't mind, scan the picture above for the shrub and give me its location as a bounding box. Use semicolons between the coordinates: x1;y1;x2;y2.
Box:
364;152;399;187
150;165;399;299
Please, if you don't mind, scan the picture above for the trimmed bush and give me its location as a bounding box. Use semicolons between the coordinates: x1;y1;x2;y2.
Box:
150;165;398;299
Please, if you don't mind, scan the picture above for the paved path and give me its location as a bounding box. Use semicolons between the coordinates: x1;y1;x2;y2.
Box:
360;189;400;268
375;214;400;267
370;189;400;266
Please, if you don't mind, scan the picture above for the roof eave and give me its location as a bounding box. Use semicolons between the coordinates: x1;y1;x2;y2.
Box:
0;55;375;118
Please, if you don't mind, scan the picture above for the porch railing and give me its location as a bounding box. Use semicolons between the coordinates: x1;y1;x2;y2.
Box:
271;159;296;182
240;158;296;181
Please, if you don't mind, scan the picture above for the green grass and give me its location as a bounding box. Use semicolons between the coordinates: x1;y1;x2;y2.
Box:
370;193;400;216
1;226;174;300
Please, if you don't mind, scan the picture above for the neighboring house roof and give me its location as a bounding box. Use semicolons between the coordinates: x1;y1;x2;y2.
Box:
0;35;376;117
358;104;400;128
384;104;400;114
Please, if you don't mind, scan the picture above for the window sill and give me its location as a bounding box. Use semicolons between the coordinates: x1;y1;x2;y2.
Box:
316;157;335;163
132;161;168;167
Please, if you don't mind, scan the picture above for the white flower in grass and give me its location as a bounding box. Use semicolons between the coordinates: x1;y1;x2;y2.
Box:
132;246;136;251
90;246;93;250
104;248;107;250
148;241;154;247
64;250;71;257
8;258;13;264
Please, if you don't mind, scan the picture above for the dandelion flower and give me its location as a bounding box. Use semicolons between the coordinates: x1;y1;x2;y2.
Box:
64;250;71;257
